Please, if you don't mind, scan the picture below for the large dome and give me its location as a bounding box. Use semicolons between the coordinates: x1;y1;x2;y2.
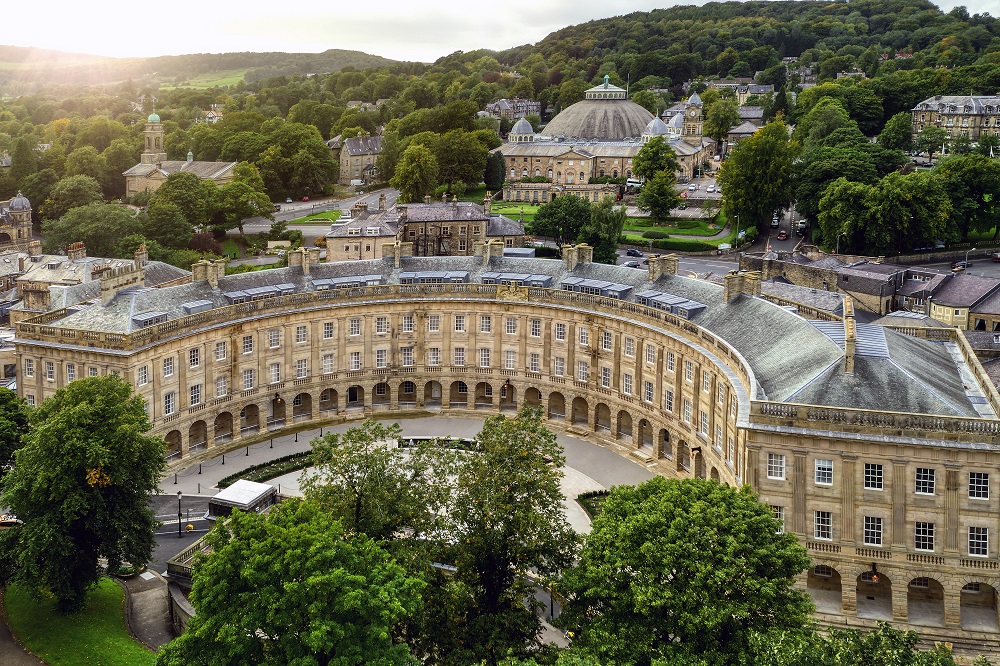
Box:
542;98;655;140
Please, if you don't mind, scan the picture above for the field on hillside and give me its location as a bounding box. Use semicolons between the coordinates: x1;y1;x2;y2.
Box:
160;69;248;89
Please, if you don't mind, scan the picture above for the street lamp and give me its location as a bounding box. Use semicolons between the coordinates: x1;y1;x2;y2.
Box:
836;232;847;255
734;215;741;248
966;246;977;267
177;491;183;539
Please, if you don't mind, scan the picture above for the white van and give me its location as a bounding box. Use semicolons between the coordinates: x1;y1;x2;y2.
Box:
625;178;644;189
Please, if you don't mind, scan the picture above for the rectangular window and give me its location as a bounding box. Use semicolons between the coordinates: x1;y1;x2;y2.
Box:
644;381;654;403
577;361;588;382
349;351;362;371
89;366;99;377
624;336;635;357
190;384;202;406
814;511;832;540
623;372;633;395
554;323;566;341
504;350;516;370
295;325;307;343
163;357;174;378
401;347;414;367
137;366;148;386
376;349;387;368
602;330;613;351
715;424;723;449
23;359;33;377
215;341;227;361
703;373;711;392
529;352;540;373
242;335;254;354
428;315;440;332
815;459;833;485
664;389;674;412
66;363;75;382
189;348;200;368
530;319;541;337
164;391;176;415
554;356;565;376
683;399;692;423
728;437;734;462
717;386;725;405
864;516;883;546
666;352;675;372
601;366;611;388
455;315;466;333
970;526;989;557
268;329;281;348
242;369;255;390
864;463;883;490
645;345;656;364
401;315;414;333
700;411;709;434
916;468;936;495
479;347;491;368
375;317;388;334
428;348;441;366
505;317;517;334
215;376;228;397
295;359;308;378
269;363;281;384
767;453;786;480
323;322;334;339
772;506;785;533
24;395;33;406
322;354;334;374
454;347;465;367
970;472;990;499
684;361;693;382
349;318;361;336
915;522;935;551
579;327;589;346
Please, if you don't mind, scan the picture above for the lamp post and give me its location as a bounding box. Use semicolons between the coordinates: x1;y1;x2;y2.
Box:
177;491;183;539
837;232;847;255
734;215;740;248
966;246;976;267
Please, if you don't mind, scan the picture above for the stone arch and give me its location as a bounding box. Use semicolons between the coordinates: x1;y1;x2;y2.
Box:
595;403;611;432
616;410;633;441
907;575;945;627
165;430;181;457
692;448;706;478
450;380;469;405
524;387;542;408
188;420;207;449
319;388;338;414
0;232;12;244
270;393;286;426
548;391;566;420
240;404;260;433
961;579;1000;632
677;440;690;472
807;563;843;614
710;466;720;482
856;570;892;621
475;381;494;408
292;392;312;420
638;419;653;449
373;382;391;407
571;396;589;425
499;382;516;411
399;380;417;406
659;428;672;458
424;381;443;406
214;411;233;442
346;385;365;409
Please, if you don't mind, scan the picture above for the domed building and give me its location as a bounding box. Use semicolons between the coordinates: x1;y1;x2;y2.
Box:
0;191;33;246
496;77;715;204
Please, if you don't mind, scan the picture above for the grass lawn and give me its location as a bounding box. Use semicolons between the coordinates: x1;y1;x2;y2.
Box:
490;203;537;223
288;210;343;225
624;217;722;237
4;578;156;666
159;69;247;89
221;238;241;258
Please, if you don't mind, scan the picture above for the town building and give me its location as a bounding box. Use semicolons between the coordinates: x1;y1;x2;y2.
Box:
338;135;382;186
123;113;237;197
482;98;541;121
497;78;714;203
0;191;33;247
911;94;1000;143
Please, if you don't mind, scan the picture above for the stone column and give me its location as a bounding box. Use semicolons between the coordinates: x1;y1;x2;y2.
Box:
842;578;857;615
944;584;962;627
892;581;908;622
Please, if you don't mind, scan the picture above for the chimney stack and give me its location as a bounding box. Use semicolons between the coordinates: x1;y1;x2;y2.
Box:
191;259;210;283
483;192;492;215
66;242;86;261
133;243;148;268
563;245;579;271
288;248;304;270
27;240;41;257
576;243;593;264
723;270;743;302
378;193;386;211
306;247;320;268
212;258;226;288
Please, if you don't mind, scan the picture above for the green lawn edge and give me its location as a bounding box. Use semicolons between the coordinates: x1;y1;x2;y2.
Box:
4;578;156;666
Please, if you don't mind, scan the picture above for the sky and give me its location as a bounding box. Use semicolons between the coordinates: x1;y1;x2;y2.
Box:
8;0;1000;63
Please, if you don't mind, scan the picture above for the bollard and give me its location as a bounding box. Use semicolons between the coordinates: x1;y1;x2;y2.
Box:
295;432;298;442
222;454;225;465
246;446;249;456
320;427;323;436
198;483;200;493
270;438;273;448
198;464;202;475
174;473;177;484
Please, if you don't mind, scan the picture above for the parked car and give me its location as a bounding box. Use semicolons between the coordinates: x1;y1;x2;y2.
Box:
688;184;697;191
776;230;789;241
623;260;640;268
707;185;715;193
678;203;688;210
992;253;1000;262
285;197;293;203
952;260;971;270
770;217;780;228
273;204;281;212
0;514;22;530
626;248;643;257
302;196;310;202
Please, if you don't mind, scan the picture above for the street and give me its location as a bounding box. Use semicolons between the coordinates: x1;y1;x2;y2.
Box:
241;189;399;236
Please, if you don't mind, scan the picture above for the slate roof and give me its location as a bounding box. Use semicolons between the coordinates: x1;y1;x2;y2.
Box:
728;121;760;136
930;273;1000;308
913;95;1000;114
342;136;382;157
122;160;236;179
738;106;764;120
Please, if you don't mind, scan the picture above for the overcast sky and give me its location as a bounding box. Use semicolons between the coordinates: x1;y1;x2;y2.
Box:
9;0;1000;62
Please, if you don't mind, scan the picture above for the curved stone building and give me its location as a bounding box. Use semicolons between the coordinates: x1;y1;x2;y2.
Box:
14;244;1000;650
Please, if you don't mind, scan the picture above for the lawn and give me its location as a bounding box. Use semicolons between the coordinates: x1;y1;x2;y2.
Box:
5;578;156;666
221;238;241;258
288;210;343;225
490;203;538;223
624;216;723;237
159;69;247;89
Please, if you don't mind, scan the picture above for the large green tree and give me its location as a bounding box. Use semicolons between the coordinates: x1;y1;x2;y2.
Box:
580;196;627;264
877;112;915;152
150;172;216;228
632;135;680;181
391;144;439;203
933;154;1000;240
915;126;948;161
40;174;104;221
532;194;592;250
717;119;798;230
0;388;29;493
637;171;681;224
561;477;812;666
41;202;140;256
704;98;740;145
1;375;165;612
156;499;423;666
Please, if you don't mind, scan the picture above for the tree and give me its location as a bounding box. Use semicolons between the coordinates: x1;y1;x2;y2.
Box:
435;129;488;189
532;195;592;249
794;146;877;226
878;112;914;152
150;172;215;228
448;408;578;665
0;388;29;493
817;178;875;254
863;170;953;255
214;180;273;235
631;90;659;114
155;499;423;666
19;168;58;224
632;136;680;181
391;144;439;204
580;196;627;264
484;150;506;191
934;154;1000;240
561;477;812;666
142;200;193;250
704;98;740;145
42;203;141;257
637;171;681;224
717;119;798;230
1;375;165;612
40;174;103;221
915;126;947;161
9;136;37;185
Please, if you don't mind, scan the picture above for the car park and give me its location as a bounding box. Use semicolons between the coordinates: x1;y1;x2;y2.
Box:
776;230;789;241
626;248;643;257
688;184;696;191
707;185;715;193
623;260;640;268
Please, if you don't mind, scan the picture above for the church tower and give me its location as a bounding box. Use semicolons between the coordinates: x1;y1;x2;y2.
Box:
141;112;167;165
682;93;704;147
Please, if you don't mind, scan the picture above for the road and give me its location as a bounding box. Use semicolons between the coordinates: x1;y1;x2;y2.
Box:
241;189;399;236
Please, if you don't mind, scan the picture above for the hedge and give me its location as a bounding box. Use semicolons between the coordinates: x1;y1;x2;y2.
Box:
578;489;611;519
642;230;670;240
675;219;700;229
217;451;315;489
651;238;718;252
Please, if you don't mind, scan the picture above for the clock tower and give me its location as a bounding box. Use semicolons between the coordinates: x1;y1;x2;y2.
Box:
682;92;704;147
